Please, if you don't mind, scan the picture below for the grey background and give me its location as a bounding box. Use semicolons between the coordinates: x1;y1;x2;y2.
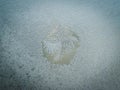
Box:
0;0;120;90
